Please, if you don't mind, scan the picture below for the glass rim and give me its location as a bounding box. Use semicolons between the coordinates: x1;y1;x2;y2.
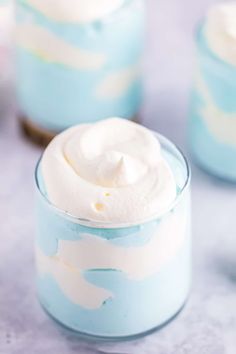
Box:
35;131;191;229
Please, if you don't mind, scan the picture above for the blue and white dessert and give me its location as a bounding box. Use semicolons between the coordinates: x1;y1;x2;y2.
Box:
15;0;144;133
190;2;236;181
35;118;191;339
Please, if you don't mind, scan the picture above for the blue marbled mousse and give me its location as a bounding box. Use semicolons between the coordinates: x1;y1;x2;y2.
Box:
35;143;191;339
189;25;236;181
15;0;144;132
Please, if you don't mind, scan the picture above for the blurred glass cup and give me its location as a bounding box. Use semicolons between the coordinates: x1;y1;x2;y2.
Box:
189;23;236;181
15;0;145;145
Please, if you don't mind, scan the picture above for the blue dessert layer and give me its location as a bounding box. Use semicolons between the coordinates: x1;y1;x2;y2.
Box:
37;234;191;338
15;0;145;131
189;24;236;181
196;24;236;113
36;191;190;337
189;90;236;181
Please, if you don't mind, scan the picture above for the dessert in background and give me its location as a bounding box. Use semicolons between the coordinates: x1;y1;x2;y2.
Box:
35;117;191;339
15;0;145;145
189;2;236;181
0;0;13;109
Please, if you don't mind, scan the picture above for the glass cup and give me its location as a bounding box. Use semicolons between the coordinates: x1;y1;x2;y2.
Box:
35;133;191;340
189;23;236;181
15;0;145;144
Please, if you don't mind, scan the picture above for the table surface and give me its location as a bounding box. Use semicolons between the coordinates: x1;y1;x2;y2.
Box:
1;0;236;353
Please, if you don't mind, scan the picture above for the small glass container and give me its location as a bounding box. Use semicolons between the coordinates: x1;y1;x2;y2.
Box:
35;133;191;340
189;24;236;181
15;0;145;145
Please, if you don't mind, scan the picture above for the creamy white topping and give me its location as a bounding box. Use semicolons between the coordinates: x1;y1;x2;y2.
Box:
24;0;126;23
196;72;236;146
16;24;106;70
41;118;177;224
205;2;236;66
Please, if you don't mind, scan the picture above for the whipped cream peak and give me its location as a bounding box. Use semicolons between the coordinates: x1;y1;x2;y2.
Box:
92;150;148;188
64;118;160;188
42;118;177;224
204;2;236;66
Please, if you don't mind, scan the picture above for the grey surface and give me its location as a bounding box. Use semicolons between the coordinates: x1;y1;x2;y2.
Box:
1;0;236;353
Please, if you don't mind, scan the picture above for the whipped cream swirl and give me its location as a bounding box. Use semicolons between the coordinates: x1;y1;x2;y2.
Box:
204;2;236;66
41;118;176;224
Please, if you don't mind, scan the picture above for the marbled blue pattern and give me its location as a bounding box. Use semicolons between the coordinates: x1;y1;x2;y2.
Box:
37;235;191;338
35;138;191;339
190;90;236;180
15;0;144;131
189;25;236;181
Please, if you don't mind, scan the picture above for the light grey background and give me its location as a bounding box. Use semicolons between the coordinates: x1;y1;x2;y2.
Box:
1;0;236;353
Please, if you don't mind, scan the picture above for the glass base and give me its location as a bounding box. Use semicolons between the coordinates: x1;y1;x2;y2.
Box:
20;118;56;147
39;297;188;342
